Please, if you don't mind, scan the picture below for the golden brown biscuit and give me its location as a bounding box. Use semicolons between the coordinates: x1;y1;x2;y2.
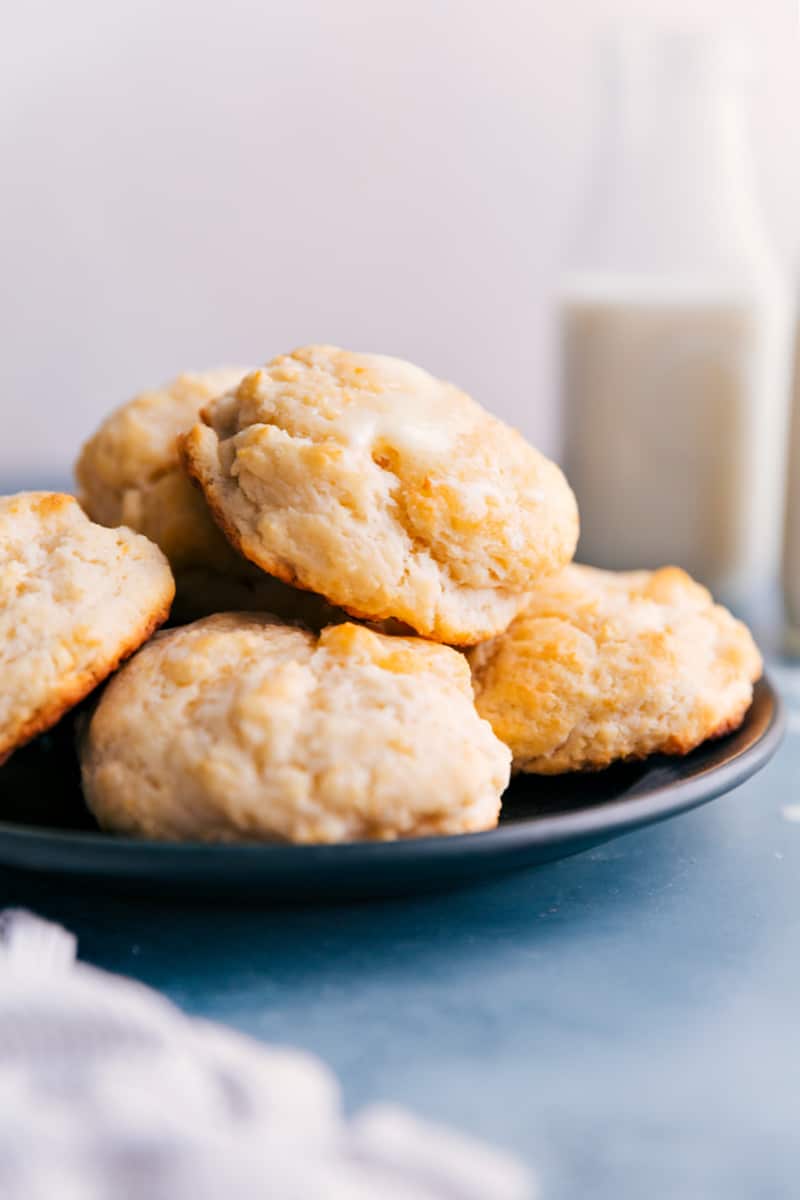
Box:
181;346;579;644
80;614;511;843
0;492;174;764
468;564;762;773
75;369;342;626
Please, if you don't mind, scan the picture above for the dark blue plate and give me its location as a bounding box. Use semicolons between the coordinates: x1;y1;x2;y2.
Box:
0;677;783;900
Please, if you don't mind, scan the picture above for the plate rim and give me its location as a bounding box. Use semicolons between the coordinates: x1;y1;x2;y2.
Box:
0;674;784;866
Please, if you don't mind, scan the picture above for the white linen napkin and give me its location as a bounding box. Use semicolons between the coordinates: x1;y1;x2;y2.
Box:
0;909;533;1200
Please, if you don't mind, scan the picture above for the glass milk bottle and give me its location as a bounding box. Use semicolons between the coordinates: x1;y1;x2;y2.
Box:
781;295;800;642
560;33;791;610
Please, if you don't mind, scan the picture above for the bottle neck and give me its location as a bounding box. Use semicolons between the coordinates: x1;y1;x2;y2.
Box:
646;83;765;259
577;35;775;280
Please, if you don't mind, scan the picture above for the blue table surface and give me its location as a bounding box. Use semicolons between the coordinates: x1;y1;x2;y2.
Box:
1;663;798;1200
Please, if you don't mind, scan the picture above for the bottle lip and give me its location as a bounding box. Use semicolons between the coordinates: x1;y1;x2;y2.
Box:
609;28;752;87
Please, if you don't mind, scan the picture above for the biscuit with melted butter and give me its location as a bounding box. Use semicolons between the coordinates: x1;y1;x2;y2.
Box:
180;346;579;644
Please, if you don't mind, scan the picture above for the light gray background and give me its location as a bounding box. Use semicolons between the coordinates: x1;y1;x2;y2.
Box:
2;0;797;478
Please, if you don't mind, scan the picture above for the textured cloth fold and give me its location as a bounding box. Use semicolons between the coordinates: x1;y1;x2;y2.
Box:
0;909;532;1200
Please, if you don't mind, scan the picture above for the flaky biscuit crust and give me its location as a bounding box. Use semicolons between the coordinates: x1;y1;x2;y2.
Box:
181;346;578;644
0;492;174;763
75;368;345;626
81;614;511;843
468;565;763;774
75;368;247;571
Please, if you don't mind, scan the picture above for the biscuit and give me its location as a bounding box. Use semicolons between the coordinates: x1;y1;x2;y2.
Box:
181;346;579;644
75;369;341;626
468;564;762;773
0;492;174;764
80;614;511;842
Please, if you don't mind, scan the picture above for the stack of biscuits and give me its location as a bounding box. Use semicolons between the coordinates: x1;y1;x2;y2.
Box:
0;346;762;843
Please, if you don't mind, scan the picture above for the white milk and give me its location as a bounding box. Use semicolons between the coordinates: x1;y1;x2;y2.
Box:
562;281;790;605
